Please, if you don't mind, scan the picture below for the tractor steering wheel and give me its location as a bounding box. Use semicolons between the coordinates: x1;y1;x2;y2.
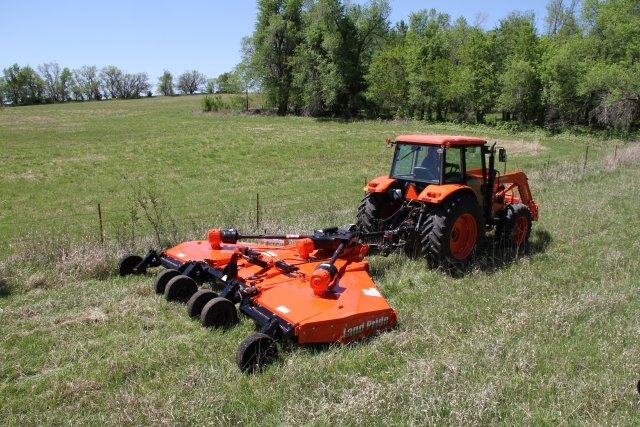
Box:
413;166;438;181
444;162;460;174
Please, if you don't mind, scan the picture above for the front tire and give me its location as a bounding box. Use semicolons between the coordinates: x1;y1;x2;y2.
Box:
164;275;198;303
497;203;532;249
419;192;484;269
154;269;180;294
186;289;218;318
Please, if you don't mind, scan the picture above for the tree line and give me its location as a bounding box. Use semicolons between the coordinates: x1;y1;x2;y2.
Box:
3;0;637;131
0;65;236;105
243;0;639;130
0;64;151;104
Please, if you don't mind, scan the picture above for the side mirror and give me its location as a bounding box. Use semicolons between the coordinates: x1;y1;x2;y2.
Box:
386;137;395;149
498;148;507;162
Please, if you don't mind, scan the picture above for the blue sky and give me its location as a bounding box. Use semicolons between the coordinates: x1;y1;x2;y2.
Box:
1;1;550;82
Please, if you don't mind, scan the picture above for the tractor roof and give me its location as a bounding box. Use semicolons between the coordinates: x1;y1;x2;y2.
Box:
395;134;486;147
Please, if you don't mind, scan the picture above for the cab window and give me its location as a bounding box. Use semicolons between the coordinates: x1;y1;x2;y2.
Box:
390;144;441;184
443;147;463;183
466;146;483;173
465;146;485;204
390;144;416;176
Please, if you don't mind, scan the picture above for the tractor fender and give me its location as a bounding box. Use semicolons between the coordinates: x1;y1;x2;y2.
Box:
417;184;475;204
364;176;397;193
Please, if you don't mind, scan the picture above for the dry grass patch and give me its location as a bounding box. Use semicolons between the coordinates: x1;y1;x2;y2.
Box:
603;144;640;169
56;244;113;281
494;138;548;155
1;170;42;181
24;272;49;290
59;308;108;326
0;114;59;126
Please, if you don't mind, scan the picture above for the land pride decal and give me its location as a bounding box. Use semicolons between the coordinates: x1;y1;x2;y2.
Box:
342;316;390;339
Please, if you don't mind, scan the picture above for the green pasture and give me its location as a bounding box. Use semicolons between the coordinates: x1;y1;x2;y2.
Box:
1;96;639;425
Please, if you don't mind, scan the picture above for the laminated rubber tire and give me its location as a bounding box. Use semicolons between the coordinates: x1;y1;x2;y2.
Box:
236;333;278;373
420;191;484;269
164;275;198;303
200;297;238;328
154;269;180;294
118;254;144;276
186;289;218;318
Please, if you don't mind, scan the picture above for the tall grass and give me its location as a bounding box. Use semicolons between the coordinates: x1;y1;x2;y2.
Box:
1;97;639;425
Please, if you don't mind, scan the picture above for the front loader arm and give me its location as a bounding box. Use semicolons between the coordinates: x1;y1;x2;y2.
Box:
495;172;539;221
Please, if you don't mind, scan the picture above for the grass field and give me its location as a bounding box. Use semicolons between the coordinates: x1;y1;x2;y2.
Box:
1;95;639;425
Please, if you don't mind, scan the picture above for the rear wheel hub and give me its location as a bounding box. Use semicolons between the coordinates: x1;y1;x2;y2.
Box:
450;213;477;260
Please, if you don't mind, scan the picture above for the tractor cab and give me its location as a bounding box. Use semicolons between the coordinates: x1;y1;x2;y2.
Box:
388;135;490;202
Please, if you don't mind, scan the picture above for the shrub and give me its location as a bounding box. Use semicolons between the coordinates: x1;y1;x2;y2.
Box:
230;95;246;112
202;95;225;112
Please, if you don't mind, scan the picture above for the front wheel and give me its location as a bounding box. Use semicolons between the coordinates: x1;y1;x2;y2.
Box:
154;269;180;294
186;289;218;318
419;192;484;269
164;275;198;303
497;203;532;249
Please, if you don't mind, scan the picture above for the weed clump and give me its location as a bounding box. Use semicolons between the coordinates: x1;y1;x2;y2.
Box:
0;263;11;296
25;272;49;290
202;94;247;113
56;244;112;281
202;95;225;112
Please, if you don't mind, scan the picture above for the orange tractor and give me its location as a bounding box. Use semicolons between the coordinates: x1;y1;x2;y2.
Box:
357;134;539;268
118;134;538;372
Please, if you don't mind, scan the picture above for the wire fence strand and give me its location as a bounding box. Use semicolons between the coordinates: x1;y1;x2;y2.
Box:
0;190;365;250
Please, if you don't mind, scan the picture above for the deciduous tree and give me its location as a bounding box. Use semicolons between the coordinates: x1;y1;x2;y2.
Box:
73;66;101;101
251;0;303;114
157;70;175;96
177;70;207;94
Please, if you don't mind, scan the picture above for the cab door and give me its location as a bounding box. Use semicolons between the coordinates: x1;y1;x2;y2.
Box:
463;146;485;205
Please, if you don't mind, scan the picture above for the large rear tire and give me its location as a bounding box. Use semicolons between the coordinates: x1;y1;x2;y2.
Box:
496;203;532;249
356;192;387;235
419;192;484;269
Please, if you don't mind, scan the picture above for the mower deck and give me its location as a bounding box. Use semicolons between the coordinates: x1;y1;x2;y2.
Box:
121;226;397;372
165;239;396;343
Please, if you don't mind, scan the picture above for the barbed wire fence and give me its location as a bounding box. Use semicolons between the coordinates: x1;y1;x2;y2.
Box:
0;144;607;255
0;188;366;252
